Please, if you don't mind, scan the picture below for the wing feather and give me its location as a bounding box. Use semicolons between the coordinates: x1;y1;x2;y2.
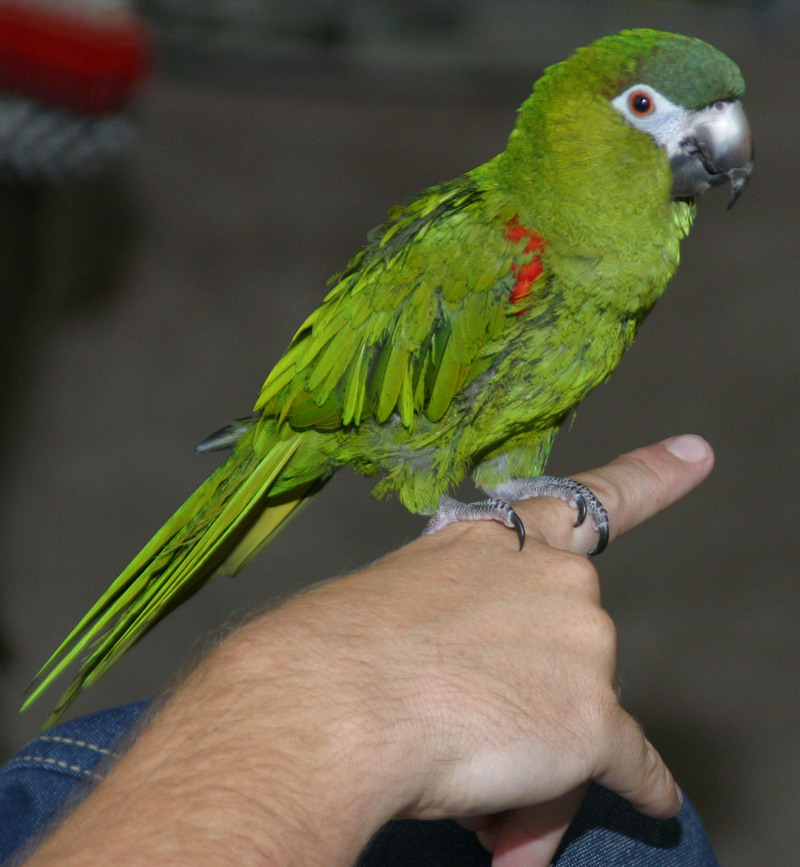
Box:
255;171;540;433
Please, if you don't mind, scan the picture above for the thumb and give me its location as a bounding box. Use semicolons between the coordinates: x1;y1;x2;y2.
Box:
488;788;587;867
593;706;681;819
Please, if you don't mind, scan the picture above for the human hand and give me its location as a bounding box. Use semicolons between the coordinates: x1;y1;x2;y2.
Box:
24;435;713;867
298;434;712;866
223;433;713;865
430;433;714;865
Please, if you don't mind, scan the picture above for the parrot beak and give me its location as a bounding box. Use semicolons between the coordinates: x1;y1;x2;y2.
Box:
669;99;753;208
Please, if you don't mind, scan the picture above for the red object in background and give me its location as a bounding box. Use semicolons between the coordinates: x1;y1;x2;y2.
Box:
0;2;150;115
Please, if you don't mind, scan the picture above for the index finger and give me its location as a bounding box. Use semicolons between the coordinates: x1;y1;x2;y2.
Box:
512;435;715;555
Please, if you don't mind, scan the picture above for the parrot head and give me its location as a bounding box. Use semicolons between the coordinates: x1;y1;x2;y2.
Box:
505;29;753;216
605;30;753;207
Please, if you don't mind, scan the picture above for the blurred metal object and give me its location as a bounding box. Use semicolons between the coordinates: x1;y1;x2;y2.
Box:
0;0;150;181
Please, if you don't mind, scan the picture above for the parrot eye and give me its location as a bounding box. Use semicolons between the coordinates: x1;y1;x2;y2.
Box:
629;90;655;116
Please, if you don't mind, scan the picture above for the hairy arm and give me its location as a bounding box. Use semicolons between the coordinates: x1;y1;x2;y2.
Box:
23;435;713;867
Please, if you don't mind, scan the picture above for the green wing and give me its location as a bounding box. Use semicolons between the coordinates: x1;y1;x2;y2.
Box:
255;172;534;434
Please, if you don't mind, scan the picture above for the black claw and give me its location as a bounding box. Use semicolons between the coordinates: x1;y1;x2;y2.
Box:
511;511;526;550
588;523;609;556
573;494;587;528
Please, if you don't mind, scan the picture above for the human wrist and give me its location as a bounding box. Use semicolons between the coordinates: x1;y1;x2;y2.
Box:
163;594;419;863
222;589;426;814
27;590;416;866
153;604;416;864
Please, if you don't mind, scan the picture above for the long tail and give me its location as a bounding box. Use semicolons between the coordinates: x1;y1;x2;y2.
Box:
23;433;328;728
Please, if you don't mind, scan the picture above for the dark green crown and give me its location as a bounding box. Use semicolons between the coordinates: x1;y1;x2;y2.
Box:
554;29;744;109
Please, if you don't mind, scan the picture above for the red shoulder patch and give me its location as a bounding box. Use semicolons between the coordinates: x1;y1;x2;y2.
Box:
504;216;546;309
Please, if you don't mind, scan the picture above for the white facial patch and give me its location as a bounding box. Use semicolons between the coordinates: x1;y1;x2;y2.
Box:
611;84;695;159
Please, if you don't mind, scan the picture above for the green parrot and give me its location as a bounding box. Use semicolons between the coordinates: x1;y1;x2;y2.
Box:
25;28;753;726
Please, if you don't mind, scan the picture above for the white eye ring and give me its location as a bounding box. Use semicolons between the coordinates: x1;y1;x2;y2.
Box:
611;85;685;129
612;84;665;122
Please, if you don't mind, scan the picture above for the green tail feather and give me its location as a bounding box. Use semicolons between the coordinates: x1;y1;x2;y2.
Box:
23;434;327;728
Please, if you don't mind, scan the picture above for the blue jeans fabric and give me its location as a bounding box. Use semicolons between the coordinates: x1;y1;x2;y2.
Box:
0;702;719;866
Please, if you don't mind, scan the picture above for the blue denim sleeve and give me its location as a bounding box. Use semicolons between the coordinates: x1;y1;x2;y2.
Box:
0;702;719;867
0;701;151;864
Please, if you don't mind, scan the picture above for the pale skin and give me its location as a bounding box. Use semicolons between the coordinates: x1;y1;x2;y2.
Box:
22;434;714;867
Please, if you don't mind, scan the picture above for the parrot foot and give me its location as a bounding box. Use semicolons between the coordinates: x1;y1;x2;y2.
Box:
422;476;608;555
423;495;526;549
485;476;609;555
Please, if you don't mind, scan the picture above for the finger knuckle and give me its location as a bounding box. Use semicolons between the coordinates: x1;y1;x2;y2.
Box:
548;547;600;588
593;607;618;650
570;553;602;591
575;605;617;659
606;458;668;512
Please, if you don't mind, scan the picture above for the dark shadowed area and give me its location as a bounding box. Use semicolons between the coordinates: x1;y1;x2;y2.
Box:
0;2;796;864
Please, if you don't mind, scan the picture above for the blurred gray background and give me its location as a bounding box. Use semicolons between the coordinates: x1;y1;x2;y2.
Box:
0;0;796;863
